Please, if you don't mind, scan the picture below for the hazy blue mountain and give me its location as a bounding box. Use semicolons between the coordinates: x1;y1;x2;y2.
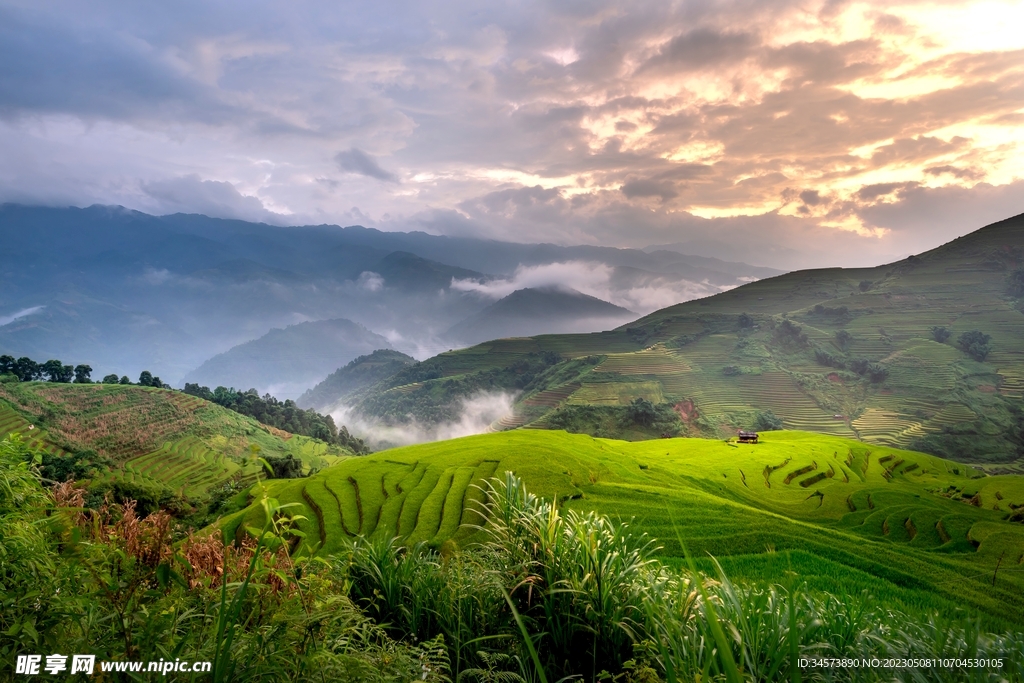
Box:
445;288;635;346
0;204;780;383
366;251;488;291
181;319;391;400
297;349;417;411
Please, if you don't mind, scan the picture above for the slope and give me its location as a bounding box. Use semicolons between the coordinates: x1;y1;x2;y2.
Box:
351;212;1024;467
0;381;352;498
296;349;416;412
445;287;635;346
181;318;391;400
222;429;1024;623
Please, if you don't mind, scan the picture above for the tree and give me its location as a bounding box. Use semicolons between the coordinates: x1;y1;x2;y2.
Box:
138;371;154;387
13;357;39;381
119;375;131;385
738;313;754;328
931;326;951;343
835;329;852;351
151;376;164;389
627;397;657;427
16;358;40;381
1007;266;1024;297
41;360;73;383
0;355;14;375
102;374;120;384
957;330;992;362
73;364;92;383
858;280;872;292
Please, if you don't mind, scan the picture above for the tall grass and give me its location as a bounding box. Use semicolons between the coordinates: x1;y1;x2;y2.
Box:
345;471;1024;682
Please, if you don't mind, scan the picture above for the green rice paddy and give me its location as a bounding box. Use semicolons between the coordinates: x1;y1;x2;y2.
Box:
223;429;1024;623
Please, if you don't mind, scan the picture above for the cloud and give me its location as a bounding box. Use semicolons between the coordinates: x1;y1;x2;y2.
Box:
0;306;44;327
332;390;516;448
356;271;384;291
141;175;284;223
857;179;1024;249
452;261;615;299
335;148;398;182
0;0;1022;267
450;259;729;314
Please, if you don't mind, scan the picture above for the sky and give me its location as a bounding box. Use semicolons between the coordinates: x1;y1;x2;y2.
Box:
1;0;1023;269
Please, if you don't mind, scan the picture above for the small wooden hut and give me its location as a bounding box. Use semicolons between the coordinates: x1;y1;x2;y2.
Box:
737;430;759;444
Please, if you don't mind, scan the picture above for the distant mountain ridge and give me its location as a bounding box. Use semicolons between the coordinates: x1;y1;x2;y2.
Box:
0;204;782;381
445;287;635;346
182;318;391;400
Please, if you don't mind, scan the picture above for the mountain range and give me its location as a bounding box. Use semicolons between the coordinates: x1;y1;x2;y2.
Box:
0;204;779;386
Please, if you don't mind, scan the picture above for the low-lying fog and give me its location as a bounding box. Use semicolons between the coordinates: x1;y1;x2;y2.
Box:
331;390;517;450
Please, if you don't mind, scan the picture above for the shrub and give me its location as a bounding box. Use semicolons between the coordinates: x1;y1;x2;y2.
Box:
859;280;872;291
931;326;952;343
262;453;305;479
957;330;992;361
835;329;853;351
85;479;191;517
722;365;741;376
36;448;109;483
102;373;120;384
738;313;754;328
814;349;845;369
754;410;783;431
811;304;851;321
772;320;809;349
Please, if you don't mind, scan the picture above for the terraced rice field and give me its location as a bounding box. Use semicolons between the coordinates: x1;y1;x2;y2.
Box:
491;382;583;430
0;383;347;497
596;344;692;374
222;430;1024;621
0;404;72;458
568;380;664;406
116;437;243;496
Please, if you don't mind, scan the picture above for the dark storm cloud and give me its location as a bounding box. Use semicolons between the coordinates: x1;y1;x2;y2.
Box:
640;28;758;73
0;5;223;122
335;148;399;182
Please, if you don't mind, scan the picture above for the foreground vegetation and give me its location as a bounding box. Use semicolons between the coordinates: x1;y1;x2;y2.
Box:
2;434;1021;682
225;430;1024;623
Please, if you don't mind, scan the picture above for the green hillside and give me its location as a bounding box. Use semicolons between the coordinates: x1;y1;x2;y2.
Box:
352;213;1024;468
296;348;416;411
0;382;352;499
224;429;1024;622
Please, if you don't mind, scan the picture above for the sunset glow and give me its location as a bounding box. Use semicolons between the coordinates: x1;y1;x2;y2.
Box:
0;0;1021;268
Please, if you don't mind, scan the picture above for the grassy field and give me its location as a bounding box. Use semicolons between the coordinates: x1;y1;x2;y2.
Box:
0;382;351;498
351;214;1024;469
223;429;1024;624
